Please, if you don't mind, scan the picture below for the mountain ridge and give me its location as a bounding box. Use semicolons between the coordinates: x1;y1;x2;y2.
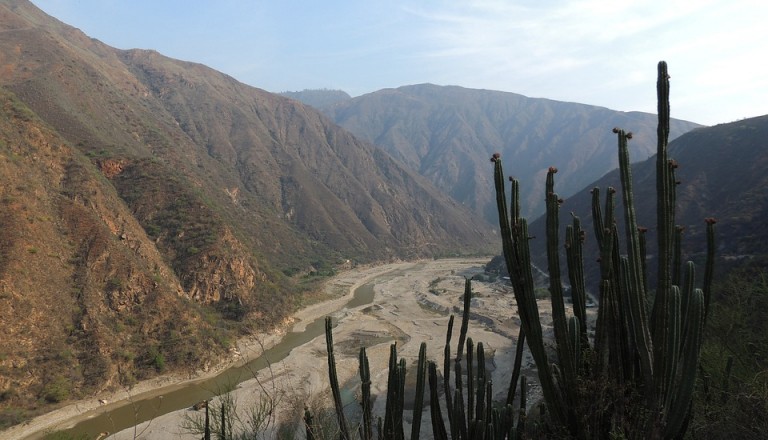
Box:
0;0;493;425
321;83;702;221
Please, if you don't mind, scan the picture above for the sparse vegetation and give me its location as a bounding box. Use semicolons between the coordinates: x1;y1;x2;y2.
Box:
42;377;72;403
689;267;768;437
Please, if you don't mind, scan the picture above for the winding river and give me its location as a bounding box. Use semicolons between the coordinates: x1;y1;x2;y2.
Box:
39;265;414;439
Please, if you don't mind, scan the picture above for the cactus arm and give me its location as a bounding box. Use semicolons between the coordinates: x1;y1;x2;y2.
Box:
428;362;449;440
680;261;695;336
303;406;315;440
359;347;373;440
545;169;576;386
639;226;649;290
656;61;673;294
410;343;427;440
325;316;351;440
457;279;471;362
672;226;684;288
383;343;398;439
453;387;467;440
568;316;581;370
506;326;526;406
616;128;655;399
443;314;454;428
204;400;211;440
664;288;705;438
466;337;475;426
516;376;528;440
660;286;682;412
492;158;568;428
619;254;654;402
453;356;466;438
703;220;716;318
475;343;487;426
591;188;604;248
397;358;406;439
566;214;589;346
220;398;226;440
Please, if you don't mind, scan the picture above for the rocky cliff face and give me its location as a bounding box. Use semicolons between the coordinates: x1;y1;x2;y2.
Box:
0;88;227;422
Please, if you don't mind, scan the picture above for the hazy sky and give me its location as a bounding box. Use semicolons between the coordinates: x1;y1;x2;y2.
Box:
32;0;767;126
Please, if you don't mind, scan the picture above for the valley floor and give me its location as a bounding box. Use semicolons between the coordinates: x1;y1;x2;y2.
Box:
7;257;547;439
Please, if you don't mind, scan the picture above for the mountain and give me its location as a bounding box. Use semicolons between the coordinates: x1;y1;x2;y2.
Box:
0;0;493;424
525;115;768;292
0;86;233;421
280;88;351;109
323;84;702;222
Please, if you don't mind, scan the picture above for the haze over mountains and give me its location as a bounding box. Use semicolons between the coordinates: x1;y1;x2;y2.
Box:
284;85;700;221
1;0;765;431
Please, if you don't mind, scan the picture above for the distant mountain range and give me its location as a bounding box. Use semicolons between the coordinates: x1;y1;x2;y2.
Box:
287;85;701;221
280;88;351;108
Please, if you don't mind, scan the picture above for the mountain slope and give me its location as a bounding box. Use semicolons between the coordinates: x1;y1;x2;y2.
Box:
525;115;768;291
324;84;702;221
0;87;230;424
280;88;352;108
0;0;493;265
0;0;493;425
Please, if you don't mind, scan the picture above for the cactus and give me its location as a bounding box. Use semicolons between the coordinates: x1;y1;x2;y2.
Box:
325;316;351;440
220;399;227;440
410;342;428;440
303;406;317;440
359;347;373;440
322;272;531;439
319;61;711;439
492;61;714;438
204;401;211;440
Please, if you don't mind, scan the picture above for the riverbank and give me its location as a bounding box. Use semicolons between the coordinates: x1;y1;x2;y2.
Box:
4;260;420;440
105;256;539;439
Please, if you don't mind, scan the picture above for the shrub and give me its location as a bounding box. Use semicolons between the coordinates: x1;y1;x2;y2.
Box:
42;377;71;403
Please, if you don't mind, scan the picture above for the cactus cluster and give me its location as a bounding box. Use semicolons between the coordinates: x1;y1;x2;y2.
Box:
321;280;530;439
492;61;715;438
317;62;715;439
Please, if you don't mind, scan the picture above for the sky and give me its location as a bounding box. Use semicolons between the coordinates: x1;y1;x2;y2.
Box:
31;0;768;126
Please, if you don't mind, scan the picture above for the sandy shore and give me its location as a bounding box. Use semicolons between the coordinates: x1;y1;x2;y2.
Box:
6;257;542;439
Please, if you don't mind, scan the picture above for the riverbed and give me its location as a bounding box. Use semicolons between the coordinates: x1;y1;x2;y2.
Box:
7;257;536;439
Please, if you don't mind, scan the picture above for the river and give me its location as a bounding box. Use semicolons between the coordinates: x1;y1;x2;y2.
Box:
36;266;407;440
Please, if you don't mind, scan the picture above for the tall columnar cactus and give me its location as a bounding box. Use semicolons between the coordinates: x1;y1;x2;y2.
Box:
323;275;530;439
492;61;715;438
434;277;529;439
204;401;211;440
321;61;713;439
359;347;373;440
303;406;317;440
325;316;351;440
410;342;428;440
